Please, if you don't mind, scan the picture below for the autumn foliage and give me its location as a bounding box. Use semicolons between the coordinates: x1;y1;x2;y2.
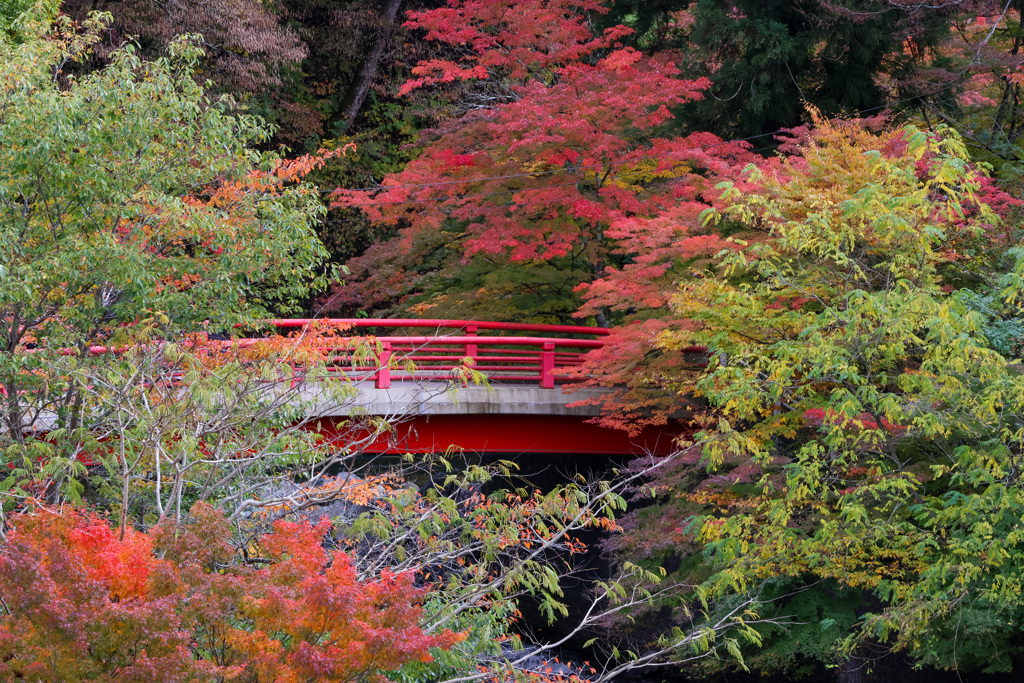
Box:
15;0;1024;678
597;116;1024;674
325;0;756;323
0;505;462;682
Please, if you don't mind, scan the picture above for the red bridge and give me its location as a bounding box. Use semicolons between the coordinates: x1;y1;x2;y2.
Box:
266;319;688;457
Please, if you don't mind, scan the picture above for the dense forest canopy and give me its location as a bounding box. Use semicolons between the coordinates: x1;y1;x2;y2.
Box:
4;0;1024;681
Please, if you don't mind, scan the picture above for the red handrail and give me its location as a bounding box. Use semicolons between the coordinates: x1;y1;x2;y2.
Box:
262;321;608;389
81;321;608;389
266;318;610;337
374;335;603;347
362;335;604;389
18;322;709;412
66;318;710;391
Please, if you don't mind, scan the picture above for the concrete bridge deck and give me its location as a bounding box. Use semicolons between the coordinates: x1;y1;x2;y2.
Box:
312;381;612;417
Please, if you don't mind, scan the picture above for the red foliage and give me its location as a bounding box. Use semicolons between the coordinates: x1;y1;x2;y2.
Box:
0;505;463;682
326;1;755;320
327;2;1021;437
399;0;633;92
802;408;908;434
561;319;705;435
0;510;190;681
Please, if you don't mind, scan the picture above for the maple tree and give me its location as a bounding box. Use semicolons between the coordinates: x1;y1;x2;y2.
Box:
321;0;772;434
0;504;463;681
324;0;757;327
0;458;786;682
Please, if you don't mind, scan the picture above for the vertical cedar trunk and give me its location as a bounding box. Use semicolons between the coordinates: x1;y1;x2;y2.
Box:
4;380;23;444
588;232;608;328
3;306;24;444
837;654;864;683
338;0;403;125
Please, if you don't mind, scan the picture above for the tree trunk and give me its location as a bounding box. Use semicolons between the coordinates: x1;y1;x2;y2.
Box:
837;655;864;683
338;0;403;127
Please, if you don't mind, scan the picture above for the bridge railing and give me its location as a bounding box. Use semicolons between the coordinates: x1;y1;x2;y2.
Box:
368;335;605;389
78;319;712;390
267;319;608;389
267;318;610;337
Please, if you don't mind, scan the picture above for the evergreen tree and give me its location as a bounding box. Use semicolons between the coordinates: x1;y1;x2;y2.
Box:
603;0;951;138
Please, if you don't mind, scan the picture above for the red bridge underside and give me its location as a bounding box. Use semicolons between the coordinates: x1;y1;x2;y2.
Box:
316;414;688;457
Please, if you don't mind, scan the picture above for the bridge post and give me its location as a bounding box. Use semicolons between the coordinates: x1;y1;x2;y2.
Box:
376;341;392;389
464;324;478;363
540;342;555;389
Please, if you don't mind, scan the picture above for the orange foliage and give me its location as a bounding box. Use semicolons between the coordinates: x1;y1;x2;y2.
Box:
0;505;463;682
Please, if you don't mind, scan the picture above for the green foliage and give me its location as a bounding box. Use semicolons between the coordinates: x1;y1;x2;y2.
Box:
597;0;685;50
657;118;1024;669
308;98;427;265
689;581;866;679
0;14;328;330
0;8;332;503
955;287;1024;357
401;252;592;324
911;597;1024;672
0;0;36;39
